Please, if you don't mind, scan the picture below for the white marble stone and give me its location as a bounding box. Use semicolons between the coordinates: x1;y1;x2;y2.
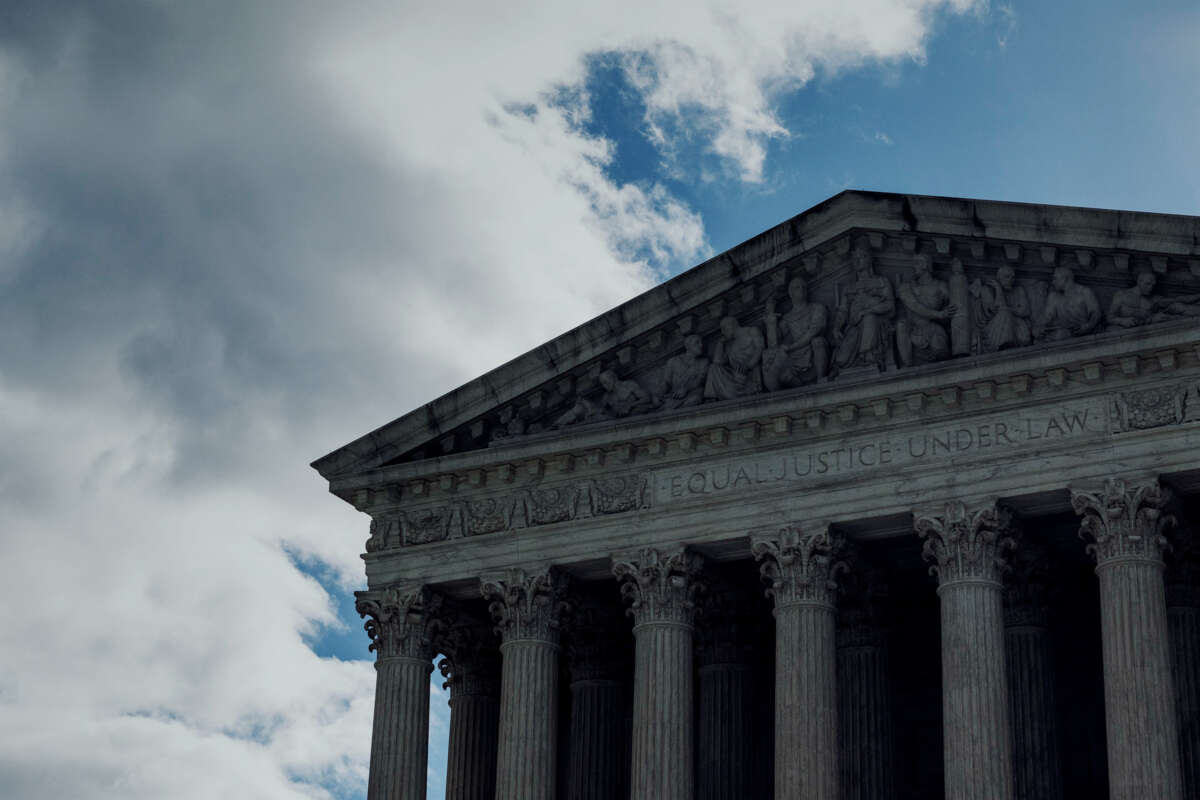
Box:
1074;478;1183;800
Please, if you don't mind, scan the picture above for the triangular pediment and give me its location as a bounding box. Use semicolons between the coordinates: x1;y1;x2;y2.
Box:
312;190;1200;483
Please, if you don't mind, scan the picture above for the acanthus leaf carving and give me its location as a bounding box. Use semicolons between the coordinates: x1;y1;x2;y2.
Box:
354;584;444;662
914;501;1016;586
436;613;501;697
612;546;705;627
750;523;848;609
1071;477;1175;565
480;566;571;644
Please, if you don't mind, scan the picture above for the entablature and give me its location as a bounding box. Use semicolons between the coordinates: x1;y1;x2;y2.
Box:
347;323;1200;587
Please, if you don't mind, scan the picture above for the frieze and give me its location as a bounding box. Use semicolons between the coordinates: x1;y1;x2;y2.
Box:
652;397;1107;506
1110;382;1200;432
368;472;653;551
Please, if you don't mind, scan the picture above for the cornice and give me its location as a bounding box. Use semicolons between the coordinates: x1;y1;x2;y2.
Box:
340;322;1200;512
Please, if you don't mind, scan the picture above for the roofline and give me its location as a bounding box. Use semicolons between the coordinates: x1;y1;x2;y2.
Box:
312;189;1200;480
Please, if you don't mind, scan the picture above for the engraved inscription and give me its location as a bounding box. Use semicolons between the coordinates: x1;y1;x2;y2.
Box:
653;400;1106;504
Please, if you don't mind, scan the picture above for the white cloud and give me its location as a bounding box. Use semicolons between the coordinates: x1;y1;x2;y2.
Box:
0;0;982;797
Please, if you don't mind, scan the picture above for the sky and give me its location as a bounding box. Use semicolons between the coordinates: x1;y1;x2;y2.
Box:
0;1;1196;797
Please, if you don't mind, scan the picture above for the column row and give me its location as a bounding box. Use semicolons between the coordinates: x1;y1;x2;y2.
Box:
356;474;1200;800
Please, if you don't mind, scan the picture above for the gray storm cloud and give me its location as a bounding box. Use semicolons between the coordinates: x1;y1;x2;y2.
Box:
0;0;984;796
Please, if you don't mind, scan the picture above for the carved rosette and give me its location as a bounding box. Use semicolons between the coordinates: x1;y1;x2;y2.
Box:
355;584;444;662
480;567;571;644
612;547;705;628
437;618;502;697
1004;537;1054;628
915;501;1015;587
1071;477;1175;566
751;524;848;610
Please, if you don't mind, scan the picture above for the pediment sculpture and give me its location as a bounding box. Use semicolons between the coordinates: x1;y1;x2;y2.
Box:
533;247;1200;437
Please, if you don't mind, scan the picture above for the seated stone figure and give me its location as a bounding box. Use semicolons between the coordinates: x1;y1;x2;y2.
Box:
762;277;828;390
553;369;651;427
1034;266;1102;342
832;246;896;372
895;253;955;366
1109;270;1200;327
973;264;1033;352
657;334;710;410
704;316;764;401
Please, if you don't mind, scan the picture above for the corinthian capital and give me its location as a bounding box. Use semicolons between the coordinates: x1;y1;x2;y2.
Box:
751;524;848;609
437;620;501;697
915;501;1015;586
612;546;705;627
1071;477;1175;566
355;584;444;662
480;566;570;644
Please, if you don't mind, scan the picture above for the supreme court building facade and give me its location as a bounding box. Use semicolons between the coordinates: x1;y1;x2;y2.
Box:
312;191;1200;800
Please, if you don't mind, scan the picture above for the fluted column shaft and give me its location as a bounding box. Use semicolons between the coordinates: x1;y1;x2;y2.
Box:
631;618;694;799
445;690;498;800
939;579;1011;799
838;640;895;800
697;663;753;800
614;547;704;800
1169;603;1200;799
1096;560;1180;798
1168;539;1200;800
356;586;443;800
370;657;432;800
778;600;838;797
1005;624;1063;800
1073;478;1183;800
567;679;627;800
496;638;559;799
752;524;844;800
1004;543;1063;800
482;567;570;800
916;502;1014;800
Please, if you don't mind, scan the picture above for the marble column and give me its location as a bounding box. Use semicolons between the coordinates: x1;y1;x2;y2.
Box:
695;577;756;800
565;600;631;800
1072;477;1183;800
613;546;705;800
481;567;570;800
837;566;896;800
437;622;501;800
1167;532;1200;800
915;502;1015;800
752;524;846;800
356;585;444;800
1004;542;1063;800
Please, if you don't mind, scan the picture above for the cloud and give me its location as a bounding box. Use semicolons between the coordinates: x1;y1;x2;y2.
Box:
0;0;981;797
